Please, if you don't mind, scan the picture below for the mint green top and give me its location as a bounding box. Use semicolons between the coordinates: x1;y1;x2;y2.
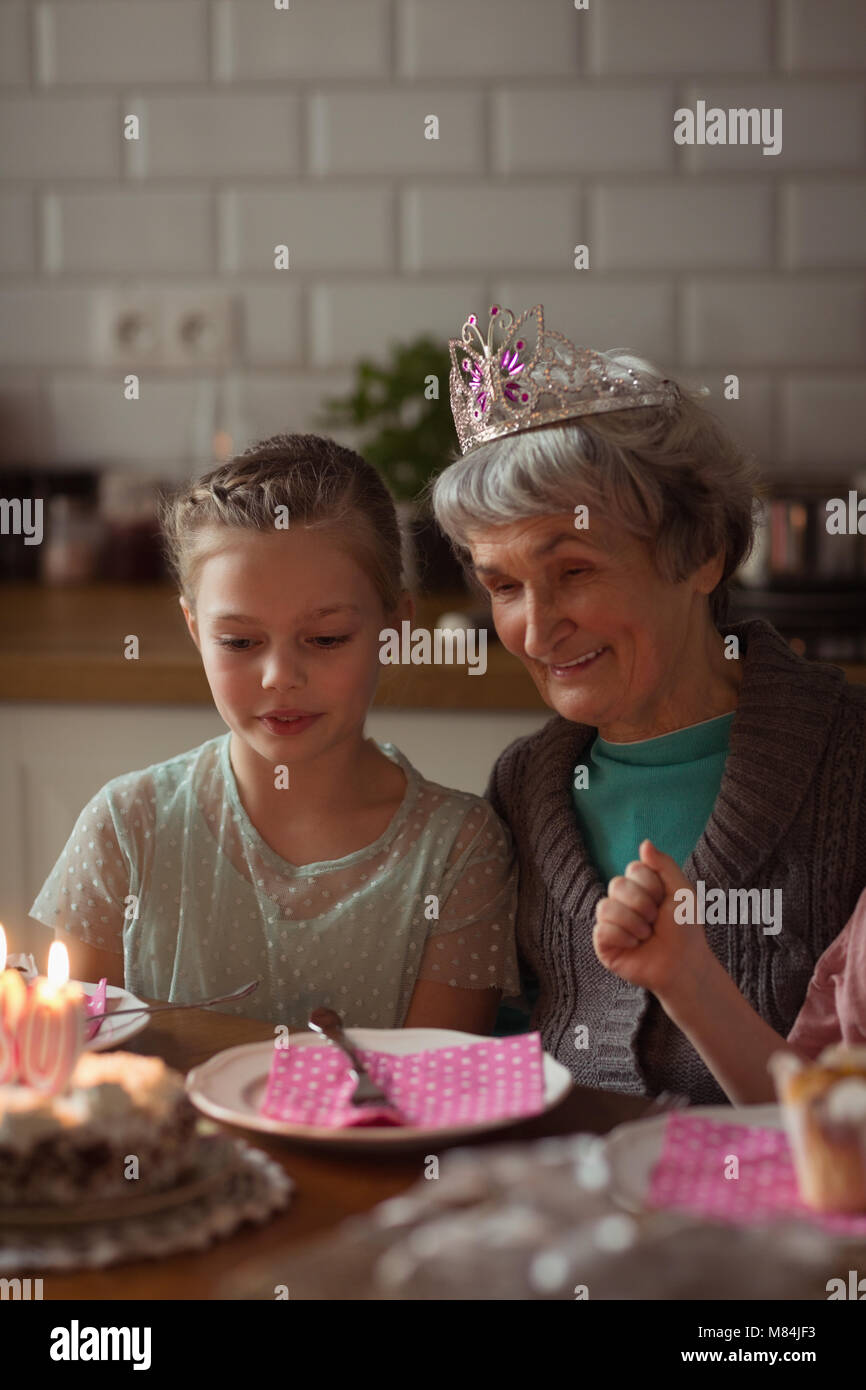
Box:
29;734;521;1029
571;712;735;884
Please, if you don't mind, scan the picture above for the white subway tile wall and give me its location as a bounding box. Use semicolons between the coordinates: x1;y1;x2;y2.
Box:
400;184;578;271
781;373;866;468
589;1;775;76
592;181;775;269
44;189;214;274
491;86;677;174
682;277;864;366
782;180;866;268
222;186;393;273
0;0;862;475
0;3;30;89
0;190;36;273
310;278;486;366
46;375;219;465
679;81;864;171
782;0;866;73
127;93;302;178
36;1;210;86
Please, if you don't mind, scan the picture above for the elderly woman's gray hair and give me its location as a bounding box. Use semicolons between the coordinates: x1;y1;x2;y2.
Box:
429;352;761;625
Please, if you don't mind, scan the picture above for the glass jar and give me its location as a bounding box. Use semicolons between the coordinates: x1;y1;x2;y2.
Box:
40;495;104;585
99;473;165;582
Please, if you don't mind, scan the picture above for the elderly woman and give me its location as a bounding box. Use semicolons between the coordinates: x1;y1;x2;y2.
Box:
429;304;866;1106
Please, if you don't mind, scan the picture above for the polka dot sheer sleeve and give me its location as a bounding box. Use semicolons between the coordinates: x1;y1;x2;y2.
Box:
28;786;133;955
415;800;521;995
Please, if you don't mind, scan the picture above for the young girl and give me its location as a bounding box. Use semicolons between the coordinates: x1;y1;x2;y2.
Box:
594;840;866;1104
29;434;521;1033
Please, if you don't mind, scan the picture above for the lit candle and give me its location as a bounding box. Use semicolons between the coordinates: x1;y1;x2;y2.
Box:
0;924;28;1084
16;940;85;1094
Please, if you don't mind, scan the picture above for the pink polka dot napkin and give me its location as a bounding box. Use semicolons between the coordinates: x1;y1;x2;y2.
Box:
648;1113;866;1236
259;1033;546;1130
83;978;108;1041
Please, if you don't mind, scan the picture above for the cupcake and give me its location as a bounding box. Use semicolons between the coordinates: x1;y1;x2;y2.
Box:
770;1045;866;1213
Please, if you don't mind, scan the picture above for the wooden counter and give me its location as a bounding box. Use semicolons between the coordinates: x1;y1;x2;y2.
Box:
1;584;864;709
0;583;549;709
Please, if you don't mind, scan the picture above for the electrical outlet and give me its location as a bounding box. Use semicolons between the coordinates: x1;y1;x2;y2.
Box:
162;290;234;369
94;289;235;368
94;289;164;368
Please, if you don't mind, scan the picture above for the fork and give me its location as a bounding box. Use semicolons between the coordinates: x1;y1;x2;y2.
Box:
308;1007;391;1106
86;978;261;1022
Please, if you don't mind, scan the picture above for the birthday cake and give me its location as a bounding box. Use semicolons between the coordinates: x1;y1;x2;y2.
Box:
0;1051;199;1207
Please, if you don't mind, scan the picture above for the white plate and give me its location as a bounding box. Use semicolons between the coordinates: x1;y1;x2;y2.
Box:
605;1103;866;1241
605;1104;783;1214
78;981;149;1052
186;1028;573;1152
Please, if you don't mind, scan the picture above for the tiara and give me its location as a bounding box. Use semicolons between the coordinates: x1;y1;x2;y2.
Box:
449;304;691;456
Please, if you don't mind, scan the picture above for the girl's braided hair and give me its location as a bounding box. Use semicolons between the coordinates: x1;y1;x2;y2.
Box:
159;433;405;613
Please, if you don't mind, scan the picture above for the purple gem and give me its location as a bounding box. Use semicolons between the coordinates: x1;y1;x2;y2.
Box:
468;315;476;325
490;305;498;315
521;393;528;401
516;340;524;349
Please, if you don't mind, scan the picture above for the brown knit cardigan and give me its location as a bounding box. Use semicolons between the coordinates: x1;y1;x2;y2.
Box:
484;619;866;1105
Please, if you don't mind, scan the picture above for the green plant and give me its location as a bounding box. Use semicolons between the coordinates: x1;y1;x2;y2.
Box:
317;335;458;502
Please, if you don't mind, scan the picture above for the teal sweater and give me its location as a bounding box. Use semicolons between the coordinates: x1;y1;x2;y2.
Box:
574;712;734;884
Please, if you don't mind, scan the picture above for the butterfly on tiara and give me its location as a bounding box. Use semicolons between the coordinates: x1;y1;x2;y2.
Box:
448;304;542;439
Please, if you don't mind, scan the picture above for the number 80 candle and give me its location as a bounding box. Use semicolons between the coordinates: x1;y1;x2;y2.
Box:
0;925;28;1084
15;940;85;1093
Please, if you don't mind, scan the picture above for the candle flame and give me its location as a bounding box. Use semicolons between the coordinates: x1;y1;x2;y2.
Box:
0;924;6;972
47;940;71;987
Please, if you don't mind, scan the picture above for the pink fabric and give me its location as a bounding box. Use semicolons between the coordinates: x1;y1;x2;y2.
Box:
648;1113;866;1236
259;1033;546;1129
0;963;107;1041
787;885;866;1059
83;978;108;1041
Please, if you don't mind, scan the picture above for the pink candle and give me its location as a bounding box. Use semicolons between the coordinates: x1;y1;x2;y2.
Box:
16;941;84;1093
0;924;29;1084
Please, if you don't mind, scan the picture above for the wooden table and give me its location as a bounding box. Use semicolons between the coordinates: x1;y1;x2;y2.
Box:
45;1009;656;1300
